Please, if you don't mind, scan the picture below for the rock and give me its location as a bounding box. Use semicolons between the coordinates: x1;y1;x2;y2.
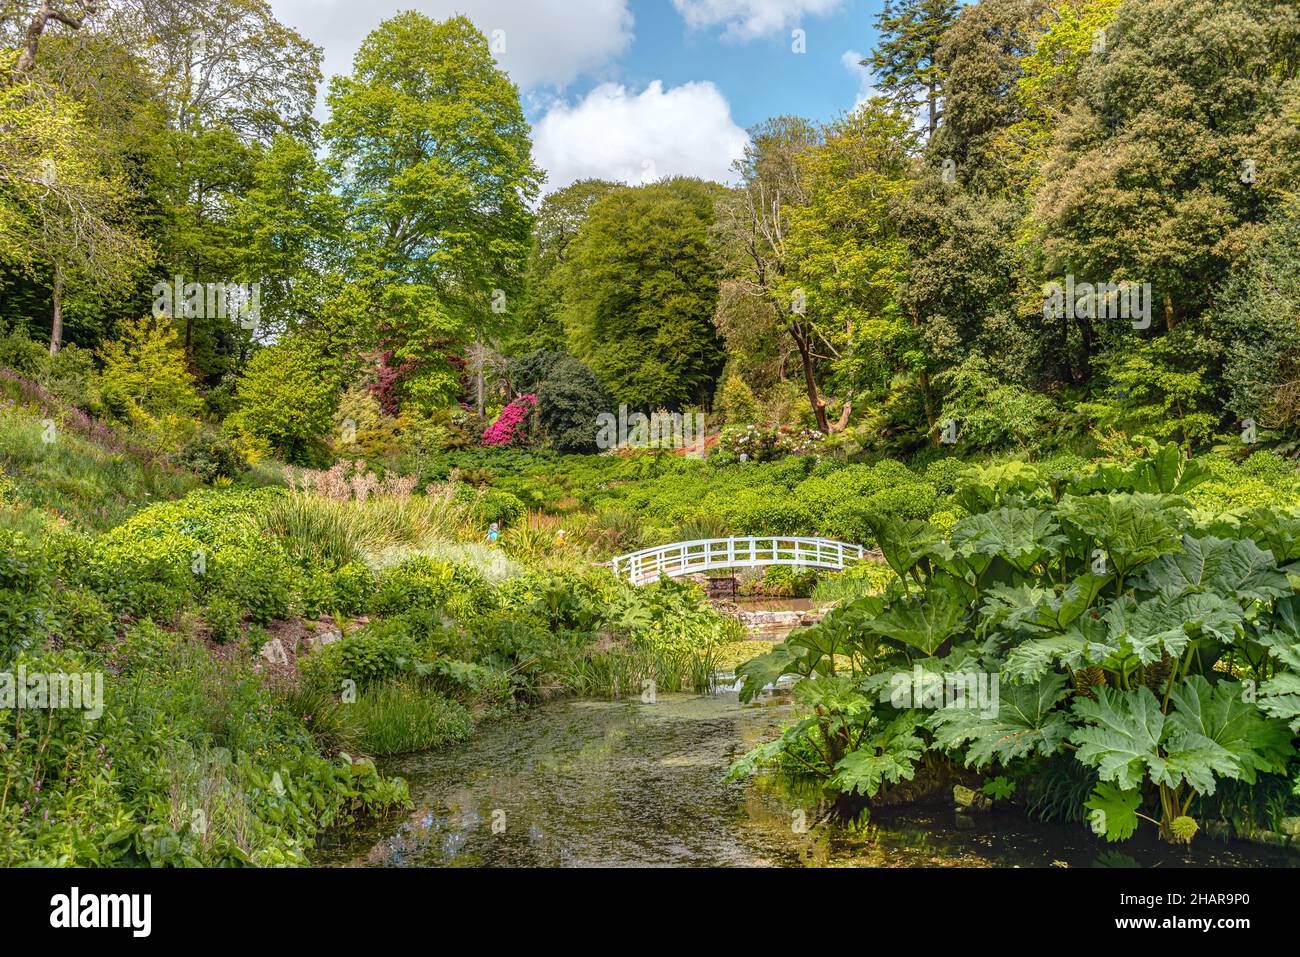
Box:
1279;817;1300;837
953;785;990;811
308;628;343;651
259;638;288;666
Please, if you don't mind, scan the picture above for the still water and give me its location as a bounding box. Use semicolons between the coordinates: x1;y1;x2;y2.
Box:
321;686;1298;868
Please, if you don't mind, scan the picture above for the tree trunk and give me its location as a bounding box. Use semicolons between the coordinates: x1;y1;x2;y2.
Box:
475;329;486;417
919;368;937;445
15;2;92;77
48;260;63;356
790;321;830;433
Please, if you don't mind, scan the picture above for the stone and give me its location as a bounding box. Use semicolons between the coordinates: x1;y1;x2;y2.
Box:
1279;817;1300;837
953;785;990;811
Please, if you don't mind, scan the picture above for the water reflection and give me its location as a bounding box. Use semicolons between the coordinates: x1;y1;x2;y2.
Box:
320;689;1299;869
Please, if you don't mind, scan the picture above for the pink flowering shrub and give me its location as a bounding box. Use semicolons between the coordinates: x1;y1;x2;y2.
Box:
481;394;538;448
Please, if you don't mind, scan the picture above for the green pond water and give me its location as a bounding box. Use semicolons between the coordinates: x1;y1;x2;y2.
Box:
320;684;1298;868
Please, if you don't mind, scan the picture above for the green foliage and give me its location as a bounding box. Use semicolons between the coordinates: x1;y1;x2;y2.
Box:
98;316;202;421
174;432;247;484
324;12;539;412
509;350;610;454
1074;337;1218;447
372;556;497;620
716;372;761;426
226;336;339;464
561;178;728;409
937;354;1059;454
0;529;54;664
731;443;1300;843
349;681;473;756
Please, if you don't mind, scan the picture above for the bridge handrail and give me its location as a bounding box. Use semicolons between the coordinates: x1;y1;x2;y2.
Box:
605;536;866;585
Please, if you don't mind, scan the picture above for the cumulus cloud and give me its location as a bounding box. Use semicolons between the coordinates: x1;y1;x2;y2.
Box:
672;0;845;41
269;0;634;90
841;49;877;108
533;81;750;193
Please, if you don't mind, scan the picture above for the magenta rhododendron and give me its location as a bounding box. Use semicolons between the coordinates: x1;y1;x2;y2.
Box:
481;394;538;447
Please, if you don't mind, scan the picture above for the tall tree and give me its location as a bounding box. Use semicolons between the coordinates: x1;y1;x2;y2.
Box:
711;117;822;422
1031;0;1300;366
325;12;540;415
0;63;147;354
511;179;617;354
561;178;727;411
781;102;918;432
867;0;960;139
231;134;344;343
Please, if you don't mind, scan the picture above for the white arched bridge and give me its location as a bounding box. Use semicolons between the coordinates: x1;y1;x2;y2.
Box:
607;536;866;586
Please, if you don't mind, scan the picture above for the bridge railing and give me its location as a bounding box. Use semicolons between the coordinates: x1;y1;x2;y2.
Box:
607;536;865;585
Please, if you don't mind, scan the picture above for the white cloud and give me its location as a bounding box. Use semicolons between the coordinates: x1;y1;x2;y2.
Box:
533;81;750;193
672;0;844;41
841;49;877;108
269;0;634;90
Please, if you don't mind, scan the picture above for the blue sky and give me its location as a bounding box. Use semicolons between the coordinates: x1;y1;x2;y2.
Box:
583;0;882;128
270;0;889;192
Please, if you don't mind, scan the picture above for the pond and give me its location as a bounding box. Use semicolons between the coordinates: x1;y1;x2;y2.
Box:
320;684;1299;868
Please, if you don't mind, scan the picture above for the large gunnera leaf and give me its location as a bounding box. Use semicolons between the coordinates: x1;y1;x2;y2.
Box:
831;713;925;798
1084;783;1142;842
927;673;1073;768
1137;535;1290;602
864;582;969;656
949;508;1066;573
1071;686;1239;796
1166;677;1293;783
1057;493;1185;577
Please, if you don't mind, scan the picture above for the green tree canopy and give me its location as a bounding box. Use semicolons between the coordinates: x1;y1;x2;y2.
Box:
561;178;727;411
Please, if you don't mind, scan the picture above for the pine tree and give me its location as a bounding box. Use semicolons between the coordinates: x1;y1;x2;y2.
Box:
867;0;960;138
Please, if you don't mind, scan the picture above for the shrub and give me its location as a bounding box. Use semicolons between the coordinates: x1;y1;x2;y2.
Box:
206;543;295;624
302;619;423;688
175;433;247;484
511;351;610;454
935;354;1058;454
97;315;203;420
473;488;525;528
0;529;53;664
717;423;825;463
226;336;339;464
372;557;496;620
481;394;538;448
50;586;116;652
716;372;761;426
205;595;244;645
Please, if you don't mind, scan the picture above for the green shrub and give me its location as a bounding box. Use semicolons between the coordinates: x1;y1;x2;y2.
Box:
373;556;496;620
175;432;247;483
473;488;526;528
205;596;244;645
302;619;424;689
51;586;116;652
0;529;53;664
206;543;295;624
